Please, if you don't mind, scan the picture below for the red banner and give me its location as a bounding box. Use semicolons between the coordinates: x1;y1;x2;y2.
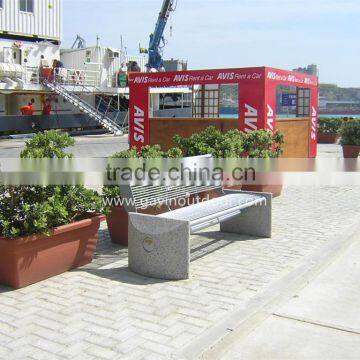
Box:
128;67;319;157
129;86;149;150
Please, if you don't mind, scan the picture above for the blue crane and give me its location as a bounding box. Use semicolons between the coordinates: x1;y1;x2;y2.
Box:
140;0;177;71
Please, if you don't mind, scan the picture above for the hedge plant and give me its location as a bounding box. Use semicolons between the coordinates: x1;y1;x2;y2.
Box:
173;126;284;158
0;130;103;238
318;118;343;134
339;120;360;146
102;145;183;201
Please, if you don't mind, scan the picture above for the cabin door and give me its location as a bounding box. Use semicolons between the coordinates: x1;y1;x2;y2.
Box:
3;47;22;64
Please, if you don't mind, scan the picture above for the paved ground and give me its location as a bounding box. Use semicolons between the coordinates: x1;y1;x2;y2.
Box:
1;185;360;359
0;139;359;359
0;134;128;158
211;232;360;360
0;135;344;158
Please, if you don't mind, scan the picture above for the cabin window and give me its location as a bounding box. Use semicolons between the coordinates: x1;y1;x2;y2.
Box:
297;88;311;117
0;0;3;9
20;0;34;13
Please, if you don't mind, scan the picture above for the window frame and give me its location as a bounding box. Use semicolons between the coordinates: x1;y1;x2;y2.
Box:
19;0;34;13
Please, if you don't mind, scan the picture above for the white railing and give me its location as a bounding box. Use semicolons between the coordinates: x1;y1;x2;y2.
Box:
7;66;101;88
0;65;117;90
47;68;101;87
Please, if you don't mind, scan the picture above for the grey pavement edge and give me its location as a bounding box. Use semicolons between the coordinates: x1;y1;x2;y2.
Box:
178;218;360;359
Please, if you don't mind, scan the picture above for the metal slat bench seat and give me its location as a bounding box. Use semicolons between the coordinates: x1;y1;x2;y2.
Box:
159;193;265;233
123;164;272;281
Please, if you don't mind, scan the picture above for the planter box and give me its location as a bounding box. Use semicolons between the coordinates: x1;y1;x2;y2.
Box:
342;145;360;158
0;216;101;289
107;201;192;246
106;206;129;246
242;172;283;197
241;184;283;197
318;132;339;144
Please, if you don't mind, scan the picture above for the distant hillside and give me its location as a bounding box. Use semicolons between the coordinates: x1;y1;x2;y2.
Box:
320;84;360;101
220;84;360;104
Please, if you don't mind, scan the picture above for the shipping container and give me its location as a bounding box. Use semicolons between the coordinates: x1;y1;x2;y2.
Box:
60;46;123;88
0;0;62;41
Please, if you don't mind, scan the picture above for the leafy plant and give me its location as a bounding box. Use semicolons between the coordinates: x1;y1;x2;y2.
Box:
318;118;343;134
339;120;360;146
174;126;246;158
109;145;183;159
174;126;284;158
243;130;284;158
0;131;103;238
0;185;102;238
20;130;75;158
102;145;183;205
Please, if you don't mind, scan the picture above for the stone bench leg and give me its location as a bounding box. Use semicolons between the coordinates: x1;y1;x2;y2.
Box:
128;213;191;280
220;190;272;238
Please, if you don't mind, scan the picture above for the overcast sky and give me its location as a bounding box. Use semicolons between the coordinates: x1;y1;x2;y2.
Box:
63;0;360;87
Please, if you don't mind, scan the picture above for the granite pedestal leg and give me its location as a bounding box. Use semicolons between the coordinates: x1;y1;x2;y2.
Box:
220;190;272;238
128;213;190;280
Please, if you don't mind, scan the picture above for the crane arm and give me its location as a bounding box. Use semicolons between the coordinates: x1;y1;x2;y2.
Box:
147;0;176;71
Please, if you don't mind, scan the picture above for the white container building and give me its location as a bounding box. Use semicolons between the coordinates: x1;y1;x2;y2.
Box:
0;0;62;41
60;47;147;88
0;0;61;88
60;46;122;88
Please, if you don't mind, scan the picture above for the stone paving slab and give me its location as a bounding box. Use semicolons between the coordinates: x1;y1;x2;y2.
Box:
1;185;360;359
222;315;360;360
220;236;360;360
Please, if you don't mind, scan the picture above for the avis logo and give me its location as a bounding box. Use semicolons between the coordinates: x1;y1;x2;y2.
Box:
267;105;274;132
133;106;145;143
244;104;258;133
134;77;149;84
217;73;235;80
311;107;317;141
174;74;189;82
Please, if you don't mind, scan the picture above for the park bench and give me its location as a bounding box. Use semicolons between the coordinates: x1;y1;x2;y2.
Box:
121;170;272;281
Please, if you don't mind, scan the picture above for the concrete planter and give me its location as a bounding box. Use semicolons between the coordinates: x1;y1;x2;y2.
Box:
107;205;171;247
318;132;339;144
242;172;283;198
0;216;101;289
241;184;283;198
342;145;360;158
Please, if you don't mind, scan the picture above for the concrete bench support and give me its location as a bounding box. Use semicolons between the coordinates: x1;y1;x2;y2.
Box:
128;213;190;280
220;190;272;238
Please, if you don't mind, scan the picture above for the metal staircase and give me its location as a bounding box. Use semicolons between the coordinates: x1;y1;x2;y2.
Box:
43;80;124;135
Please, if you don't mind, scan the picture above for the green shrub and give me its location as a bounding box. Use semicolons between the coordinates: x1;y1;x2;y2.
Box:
318;118;343;134
0;131;103;238
243;130;284;158
0;185;102;238
173;127;246;158
339;120;360;146
20;130;75;158
102;145;184;204
173;126;284;158
109;145;183;159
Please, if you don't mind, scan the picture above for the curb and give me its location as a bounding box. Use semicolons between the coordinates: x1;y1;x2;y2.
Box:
178;218;360;360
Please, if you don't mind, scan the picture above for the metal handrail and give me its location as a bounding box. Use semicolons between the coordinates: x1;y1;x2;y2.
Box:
43;79;123;133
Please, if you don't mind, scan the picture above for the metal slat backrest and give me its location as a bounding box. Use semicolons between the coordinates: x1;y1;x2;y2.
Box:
120;184;222;212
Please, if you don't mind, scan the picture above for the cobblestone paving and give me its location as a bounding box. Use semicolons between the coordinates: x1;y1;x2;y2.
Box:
1;185;360;359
